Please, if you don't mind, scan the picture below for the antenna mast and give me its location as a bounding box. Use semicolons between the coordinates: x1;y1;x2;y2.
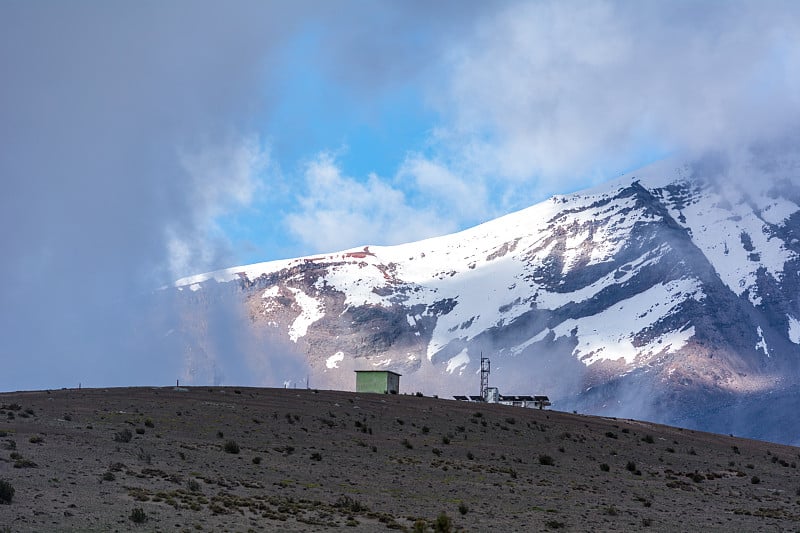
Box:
480;354;490;401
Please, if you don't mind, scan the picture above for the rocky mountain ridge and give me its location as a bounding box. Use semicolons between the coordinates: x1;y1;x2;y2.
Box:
175;153;800;443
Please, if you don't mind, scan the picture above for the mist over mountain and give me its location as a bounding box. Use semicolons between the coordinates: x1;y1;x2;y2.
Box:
174;148;800;444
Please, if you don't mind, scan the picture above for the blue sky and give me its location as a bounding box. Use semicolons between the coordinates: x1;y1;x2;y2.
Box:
2;0;799;391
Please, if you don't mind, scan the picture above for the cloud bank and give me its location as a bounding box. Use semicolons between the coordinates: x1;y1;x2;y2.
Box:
2;0;799;390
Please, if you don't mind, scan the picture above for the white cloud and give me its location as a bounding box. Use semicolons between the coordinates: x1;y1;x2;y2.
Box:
422;0;800;197
167;135;271;278
286;153;456;252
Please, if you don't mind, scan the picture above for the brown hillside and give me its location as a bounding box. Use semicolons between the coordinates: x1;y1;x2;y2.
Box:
1;387;799;532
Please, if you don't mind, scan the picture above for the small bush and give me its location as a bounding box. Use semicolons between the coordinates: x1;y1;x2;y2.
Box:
114;429;133;443
402;439;413;450
751;475;760;484
605;431;617;439
458;501;468;515
539;455;554;466
600;463;610;472
187;479;200;492
626;461;637;472
310;452;322;461
144;419;154;428
421;426;430;434
29;435;43;444
135;428;145;435
434;512;452;533
605;504;618;516
102;471;115;482
0;479;14;504
223;440;240;454
466;451;474;460
252;456;262;465
544;520;566;529
216;430;224;438
642;435;654;444
441;435;451;445
335;495;368;513
129;507;147;523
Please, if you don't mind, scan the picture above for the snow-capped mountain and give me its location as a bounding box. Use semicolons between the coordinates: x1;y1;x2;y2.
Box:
175;152;800;443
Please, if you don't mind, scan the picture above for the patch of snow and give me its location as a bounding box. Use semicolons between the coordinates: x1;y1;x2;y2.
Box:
755;326;769;356
287;288;324;342
326;352;344;369
446;349;470;375
788;316;800;344
551;278;704;366
262;286;280;299
189;283;201;292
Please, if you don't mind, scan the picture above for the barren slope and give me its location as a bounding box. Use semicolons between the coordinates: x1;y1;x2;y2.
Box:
2;387;800;532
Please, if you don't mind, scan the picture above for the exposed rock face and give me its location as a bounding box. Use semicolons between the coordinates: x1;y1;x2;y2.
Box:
175;153;800;443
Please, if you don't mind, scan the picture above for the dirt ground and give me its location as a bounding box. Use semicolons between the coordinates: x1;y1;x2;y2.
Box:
1;386;799;532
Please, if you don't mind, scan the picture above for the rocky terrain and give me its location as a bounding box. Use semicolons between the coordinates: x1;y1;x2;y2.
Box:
2;387;800;532
171;152;800;444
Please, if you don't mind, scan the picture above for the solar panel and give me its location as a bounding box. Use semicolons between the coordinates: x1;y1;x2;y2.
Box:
469;395;485;402
453;395;469;401
534;395;550;401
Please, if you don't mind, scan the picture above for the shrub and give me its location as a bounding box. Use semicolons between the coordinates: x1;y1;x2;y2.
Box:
539;455;554;466
751;476;760;484
432;448;442;457
252;456;262;465
441;435;451;445
0;479;14;504
458;502;468;515
466;451;474;460
335;495;368;513
421;426;430;434
136;447;152;464
114;429;133;443
600;463;610;472
402;439;413;450
605;505;618;516
605;431;617;439
135;428;145;435
129;507;147;523
29;435;43;444
310;452;322;461
223;440;240;454
544;520;566;529
626;461;637;472
187;479;200;492
642;435;654;444
102;471;115;482
144;419;154;428
434;512;452;533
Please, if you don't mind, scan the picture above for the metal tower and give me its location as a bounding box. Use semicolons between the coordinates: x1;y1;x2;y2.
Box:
480;355;490;401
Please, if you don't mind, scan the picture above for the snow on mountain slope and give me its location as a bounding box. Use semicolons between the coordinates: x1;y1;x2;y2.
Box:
173;151;800;442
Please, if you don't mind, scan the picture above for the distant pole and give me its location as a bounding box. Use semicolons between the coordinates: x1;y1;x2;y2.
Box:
177;379;179;387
